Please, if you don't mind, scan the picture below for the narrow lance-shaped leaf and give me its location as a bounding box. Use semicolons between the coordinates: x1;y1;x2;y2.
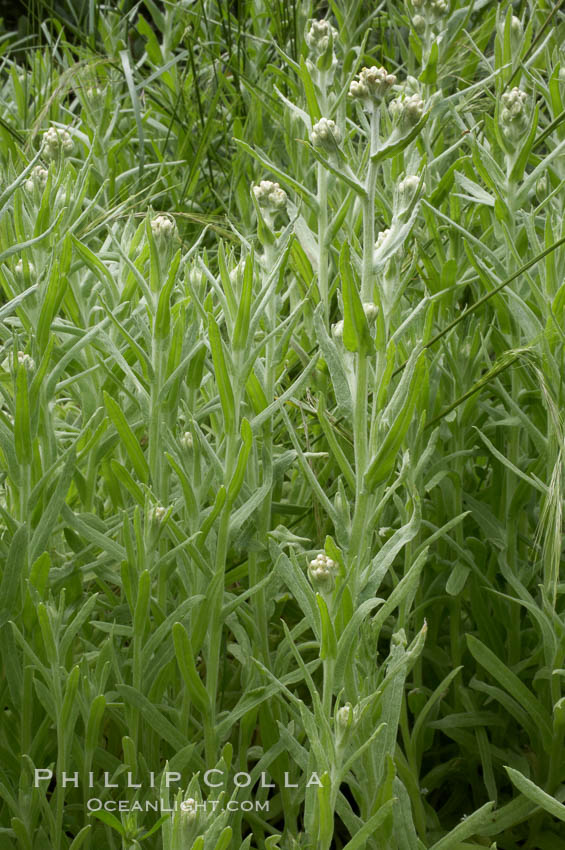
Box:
341;243;374;354
208;312;235;433
172;621;210;716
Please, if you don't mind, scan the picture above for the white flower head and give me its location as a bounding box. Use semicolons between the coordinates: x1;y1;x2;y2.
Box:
397;174;421;209
510;15;523;38
148;504;168;525
252;180;288;211
180;797;198;822
411;0;449;19
42;126;73;160
181;431;193;450
375;228;391;251
362;302;379;322
308;551;338;592
311;117;342;152
336;703;352;729
305;19;337;59
331;319;344;340
500;88;528;140
412;14;426;32
17;351;35;371
349;66;397;105
25;165;48;193
151;214;177;243
389;93;425;127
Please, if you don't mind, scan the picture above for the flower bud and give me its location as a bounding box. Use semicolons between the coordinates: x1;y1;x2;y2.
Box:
252;180;288;211
412;14;426;32
308;552;337;592
362;302;379;322
148;504;168;525
17;351;35;371
331;319;344;340
14;259;35;277
42;126;73;160
397;174;421;209
510;15;523;39
311;118;342;152
411;0;448;18
535;175;548;203
151;214;177;243
336;703;353;730
375;228;391;251
499;87;528;140
25;165;48;193
181;431;193;450
389;93;424;128
349;66;397;106
305;19;337;60
180;798;199;822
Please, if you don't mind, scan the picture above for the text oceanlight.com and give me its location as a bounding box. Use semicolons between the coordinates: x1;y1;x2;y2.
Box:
86;798;270;813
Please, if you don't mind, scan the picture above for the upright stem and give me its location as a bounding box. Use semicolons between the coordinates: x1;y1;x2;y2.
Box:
361;105;379;302
351;105;380;579
206;411;238;763
317;163;329;324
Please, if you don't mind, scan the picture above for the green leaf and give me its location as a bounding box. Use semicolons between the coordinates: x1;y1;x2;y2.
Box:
227;418;252;504
233;253;254;351
155;249;181;340
104;392;149;483
505;767;565;822
88;809;126;836
208;312;235;433
213;827;233;850
341;799;397;850
172;622;211;716
371;112;430;165
14;365;32;465
299;56;322;122
365;353;424;490
466;634;552;748
0;525;27;624
316;594;337;660
341;243;374;354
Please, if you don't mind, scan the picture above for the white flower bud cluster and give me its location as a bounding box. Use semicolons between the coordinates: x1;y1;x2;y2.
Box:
14;259;35;277
148;504;168;524
336;704;352;729
375;228;391;250
398;174;421;208
412;14;426;32
331;319;344;340
252;180;288;211
389;93;425;127
17;351;35;371
500;88;528;139
180;798;198;821
311;118;342;151
151;214;177;242
412;0;448;17
181;431;193;449
305;19;337;58
308;552;337;590
42;126;73;160
510;16;523;38
362;302;378;321
25;165;48;193
349;66;397;104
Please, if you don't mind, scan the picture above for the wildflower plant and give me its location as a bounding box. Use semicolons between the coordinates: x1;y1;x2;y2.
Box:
1;1;565;849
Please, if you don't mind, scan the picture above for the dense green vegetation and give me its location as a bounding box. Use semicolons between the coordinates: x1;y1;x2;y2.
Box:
1;1;565;848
